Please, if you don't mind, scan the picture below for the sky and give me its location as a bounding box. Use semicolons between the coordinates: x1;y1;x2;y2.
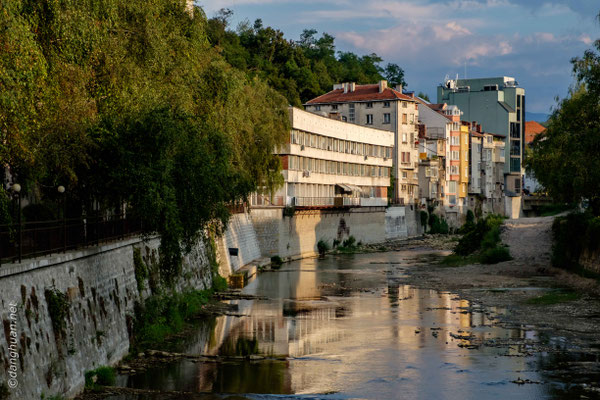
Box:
197;0;599;114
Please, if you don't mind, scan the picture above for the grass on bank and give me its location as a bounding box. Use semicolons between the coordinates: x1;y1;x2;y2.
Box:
84;366;116;389
525;290;581;305
132;289;214;350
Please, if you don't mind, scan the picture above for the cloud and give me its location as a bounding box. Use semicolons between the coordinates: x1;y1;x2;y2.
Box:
580;34;594;45
433;22;472;41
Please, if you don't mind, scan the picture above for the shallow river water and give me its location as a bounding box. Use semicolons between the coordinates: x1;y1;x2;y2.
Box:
111;250;599;399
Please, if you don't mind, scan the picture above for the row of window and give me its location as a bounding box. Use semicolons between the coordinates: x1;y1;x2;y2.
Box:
288;155;391;178
288;183;385;198
313;100;411;111
290;129;392;158
365;113;391;125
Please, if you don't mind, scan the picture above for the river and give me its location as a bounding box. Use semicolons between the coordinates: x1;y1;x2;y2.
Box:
108;250;599;399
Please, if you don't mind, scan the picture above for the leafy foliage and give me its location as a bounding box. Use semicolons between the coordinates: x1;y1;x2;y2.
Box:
552;212;600;270
44;287;70;337
525;23;600;214
317;239;330;256
454;215;505;256
205;11;405;106
2;1;289;279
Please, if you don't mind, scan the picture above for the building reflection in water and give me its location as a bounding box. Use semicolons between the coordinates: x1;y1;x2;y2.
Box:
122;252;550;399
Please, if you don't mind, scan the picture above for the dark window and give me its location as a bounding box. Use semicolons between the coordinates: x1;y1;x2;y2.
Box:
383;101;390;108
510;157;520;173
510;122;521;138
366;114;373;125
332;104;338;110
510;140;520;156
383;113;391;124
366;102;373;108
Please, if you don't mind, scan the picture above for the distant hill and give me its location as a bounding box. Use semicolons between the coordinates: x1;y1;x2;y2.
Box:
526;112;550;123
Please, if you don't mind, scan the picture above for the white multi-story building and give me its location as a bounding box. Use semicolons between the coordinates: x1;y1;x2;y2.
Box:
304;81;419;205
270;107;393;208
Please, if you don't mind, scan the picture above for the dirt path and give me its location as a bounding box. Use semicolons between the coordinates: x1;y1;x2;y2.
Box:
502;216;554;267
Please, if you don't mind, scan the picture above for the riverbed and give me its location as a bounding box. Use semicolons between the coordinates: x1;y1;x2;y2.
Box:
100;250;600;399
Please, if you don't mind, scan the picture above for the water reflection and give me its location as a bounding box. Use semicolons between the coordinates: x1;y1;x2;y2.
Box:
118;251;598;399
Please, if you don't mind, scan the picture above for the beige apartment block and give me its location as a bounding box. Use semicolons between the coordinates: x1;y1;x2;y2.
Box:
271;107;393;208
304;81;419;205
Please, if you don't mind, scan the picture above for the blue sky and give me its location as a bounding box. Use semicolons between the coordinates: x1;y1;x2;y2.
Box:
197;0;599;113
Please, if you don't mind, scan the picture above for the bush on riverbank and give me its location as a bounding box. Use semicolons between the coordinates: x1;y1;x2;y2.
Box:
552;212;600;271
444;214;511;266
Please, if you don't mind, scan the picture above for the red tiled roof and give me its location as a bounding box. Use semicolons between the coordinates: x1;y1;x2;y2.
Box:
470;131;484;138
426;103;446;112
525;121;546;144
305;84;414;104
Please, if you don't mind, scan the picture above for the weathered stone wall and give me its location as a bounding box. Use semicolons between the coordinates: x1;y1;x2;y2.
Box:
0;236;211;400
251;207;386;259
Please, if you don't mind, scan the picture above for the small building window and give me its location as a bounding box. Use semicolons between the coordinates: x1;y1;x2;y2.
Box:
366;114;373;125
315;105;321;111
402;114;407;124
383;101;390;108
366;102;373;108
383;113;391;124
332;104;338;110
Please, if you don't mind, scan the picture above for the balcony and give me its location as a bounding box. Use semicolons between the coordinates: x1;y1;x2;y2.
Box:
249;194;285;207
290;197;362;209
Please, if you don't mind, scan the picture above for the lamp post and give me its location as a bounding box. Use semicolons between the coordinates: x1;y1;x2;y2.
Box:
12;183;21;263
58;186;66;252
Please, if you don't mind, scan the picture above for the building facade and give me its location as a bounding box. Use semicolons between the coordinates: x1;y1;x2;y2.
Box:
437;77;525;195
272;107;393;208
304;81;419;205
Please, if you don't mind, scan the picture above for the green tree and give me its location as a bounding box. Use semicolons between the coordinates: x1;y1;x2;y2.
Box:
383;63;406;87
525;19;600;214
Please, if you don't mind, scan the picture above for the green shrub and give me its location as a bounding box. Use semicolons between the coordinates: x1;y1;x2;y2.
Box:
85;366;116;388
45;287;70;337
270;255;283;269
212;275;228;292
332;239;340;248
342;236;356;248
429;215;449;234
480;246;511;264
317;239;329;256
455;214;504;256
420;210;428;231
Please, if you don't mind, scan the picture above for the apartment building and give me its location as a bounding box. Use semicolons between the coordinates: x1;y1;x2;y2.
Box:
438;76;525;195
467;123;505;215
304;81;419;205
272;107;393;208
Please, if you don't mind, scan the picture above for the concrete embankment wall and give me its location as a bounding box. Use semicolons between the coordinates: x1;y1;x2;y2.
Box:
251;205;421;260
0;236;211;400
216;213;262;276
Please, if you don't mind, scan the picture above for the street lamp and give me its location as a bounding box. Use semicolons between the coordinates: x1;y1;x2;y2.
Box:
12;183;21;263
58;186;66;252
